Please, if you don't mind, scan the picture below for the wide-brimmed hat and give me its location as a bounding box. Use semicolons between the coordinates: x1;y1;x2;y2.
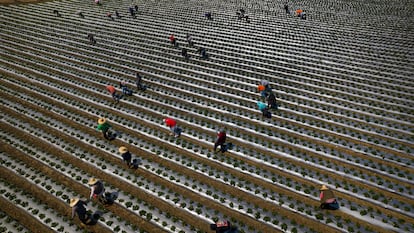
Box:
69;198;80;207
98;118;106;124
88;178;99;185
119;146;128;154
320;184;329;191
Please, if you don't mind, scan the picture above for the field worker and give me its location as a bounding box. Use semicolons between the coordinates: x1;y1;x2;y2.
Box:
119;146;132;166
197;47;208;59
300;10;306;20
284;4;290;14
87;34;96;45
88;178;105;200
164;118;181;137
136;72;145;91
319;185;339;210
106;85;122;103
186;34;194;46
96;118;114;140
88;178;117;205
182;47;190;60
128;6;135;17
169;34;178;47
295;9;303;17
77;10;85;18
214;129;227;153
70;198;102;225
53;9;61;17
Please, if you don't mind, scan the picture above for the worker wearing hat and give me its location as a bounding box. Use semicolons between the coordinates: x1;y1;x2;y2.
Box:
319;184;339;210
88;178;105;200
163;118;181;137
96;118;113;140
70;198;101;225
119;146;132;166
106;85;122;103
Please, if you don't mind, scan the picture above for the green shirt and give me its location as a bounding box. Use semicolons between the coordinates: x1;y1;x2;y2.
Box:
96;122;111;131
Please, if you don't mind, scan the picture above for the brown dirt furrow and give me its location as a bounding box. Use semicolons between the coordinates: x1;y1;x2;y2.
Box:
0;72;399;232
0;165;112;233
1;68;412;214
0;141;169;233
0;195;55;233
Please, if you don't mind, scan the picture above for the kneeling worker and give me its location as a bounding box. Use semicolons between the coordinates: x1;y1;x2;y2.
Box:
319;184;340;210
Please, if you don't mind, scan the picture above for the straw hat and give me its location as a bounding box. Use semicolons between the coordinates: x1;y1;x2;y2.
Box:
320;184;329;191
88;178;99;185
69;198;80;207
98;118;106;124
119;146;128;154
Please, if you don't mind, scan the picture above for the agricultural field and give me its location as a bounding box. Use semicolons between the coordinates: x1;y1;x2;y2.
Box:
0;0;413;232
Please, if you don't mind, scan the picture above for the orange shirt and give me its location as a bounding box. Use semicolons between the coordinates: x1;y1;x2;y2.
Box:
106;85;116;94
258;85;265;92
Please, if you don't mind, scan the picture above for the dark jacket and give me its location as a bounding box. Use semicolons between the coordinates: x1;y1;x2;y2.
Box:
267;93;278;109
92;181;105;196
72;201;87;221
121;151;132;164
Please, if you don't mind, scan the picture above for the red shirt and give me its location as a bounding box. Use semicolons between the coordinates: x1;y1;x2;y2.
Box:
169;35;175;42
164;118;176;127
216;131;226;144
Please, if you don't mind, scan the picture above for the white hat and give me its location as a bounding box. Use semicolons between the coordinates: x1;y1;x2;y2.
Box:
69;198;80;207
